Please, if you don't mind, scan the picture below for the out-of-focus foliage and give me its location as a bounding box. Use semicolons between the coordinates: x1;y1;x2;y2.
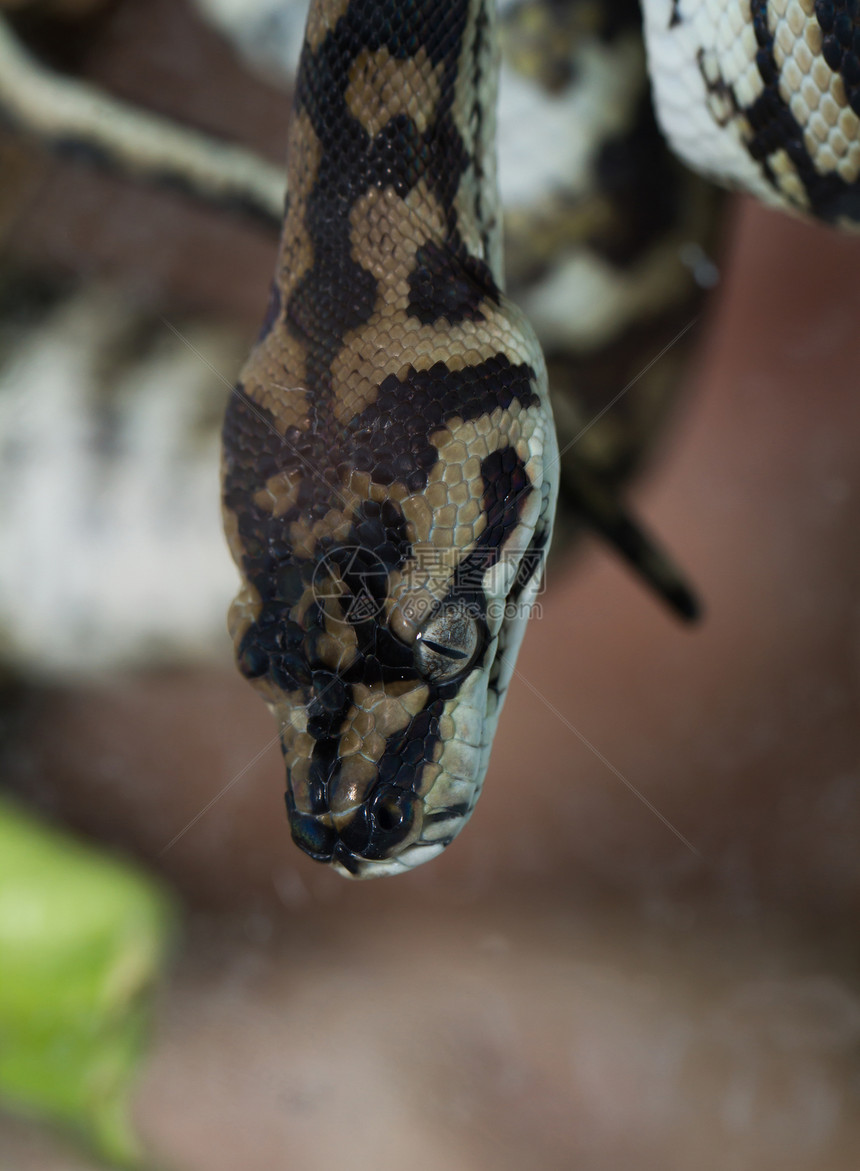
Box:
0;797;175;1165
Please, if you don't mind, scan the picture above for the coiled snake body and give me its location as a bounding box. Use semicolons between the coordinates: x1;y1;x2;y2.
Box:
222;0;860;878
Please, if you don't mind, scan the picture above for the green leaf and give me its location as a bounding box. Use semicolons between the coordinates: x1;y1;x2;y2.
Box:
0;796;175;1166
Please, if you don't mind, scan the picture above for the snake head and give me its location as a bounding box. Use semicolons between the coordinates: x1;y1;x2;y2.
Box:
224;329;557;878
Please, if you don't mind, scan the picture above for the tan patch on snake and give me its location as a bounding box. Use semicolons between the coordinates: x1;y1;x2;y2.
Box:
315;623;358;673
283;108;322;221
340;467;409;507
226;578;263;648
221;502;245;566
330;681;432;819
305;0;350;51
346;46;443;137
240;110;323;434
329;755;378;823
400;493;435;543
387;401;538;641
288;507;357;560
253;469;303;517
273;690;308;730
334;185;535;424
278;707;320;818
349;181;446;292
769;0;860;184
768;148;810;208
243;349;311;435
367;479;410;506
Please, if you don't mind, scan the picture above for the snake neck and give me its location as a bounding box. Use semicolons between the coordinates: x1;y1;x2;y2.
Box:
285;0;502;296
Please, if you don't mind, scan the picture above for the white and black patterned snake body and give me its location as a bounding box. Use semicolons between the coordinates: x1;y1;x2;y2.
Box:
222;0;860;877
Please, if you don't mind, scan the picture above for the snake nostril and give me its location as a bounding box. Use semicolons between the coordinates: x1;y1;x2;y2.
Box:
375;794;407;832
338;789;419;861
288;808;337;861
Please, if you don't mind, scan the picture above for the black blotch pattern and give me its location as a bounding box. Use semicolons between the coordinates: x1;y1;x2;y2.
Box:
478;445;530;558
306;737;339;810
446;445;533;605
222;388;284;511
352;0;470;62
366;113;426;193
343;355;539;492
407;238;499;323
424;801;470;825
222;388;304;577
286;790;338;859
240;496;415;729
698;1;860;221
287;0;476;422
257;281;282;342
816;1;860;112
352;700;444;859
377;697;440;791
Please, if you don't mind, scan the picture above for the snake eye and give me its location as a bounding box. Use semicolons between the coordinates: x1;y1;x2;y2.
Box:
414;602;482;683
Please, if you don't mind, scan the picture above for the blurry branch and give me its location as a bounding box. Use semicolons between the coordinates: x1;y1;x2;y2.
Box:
0;15;286;227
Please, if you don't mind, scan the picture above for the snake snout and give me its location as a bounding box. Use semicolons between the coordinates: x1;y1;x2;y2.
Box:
286;782;424;876
337;785;423;859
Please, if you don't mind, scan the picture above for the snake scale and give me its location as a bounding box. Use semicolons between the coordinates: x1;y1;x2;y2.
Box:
221;0;860;878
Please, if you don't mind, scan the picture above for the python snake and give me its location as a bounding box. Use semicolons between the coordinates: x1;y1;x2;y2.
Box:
221;0;860;878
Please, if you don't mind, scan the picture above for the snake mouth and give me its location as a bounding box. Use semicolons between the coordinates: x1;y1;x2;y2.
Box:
286;782;425;872
288;810;445;879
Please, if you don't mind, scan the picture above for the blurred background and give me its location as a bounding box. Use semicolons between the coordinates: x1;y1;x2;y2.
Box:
1;1;860;1167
